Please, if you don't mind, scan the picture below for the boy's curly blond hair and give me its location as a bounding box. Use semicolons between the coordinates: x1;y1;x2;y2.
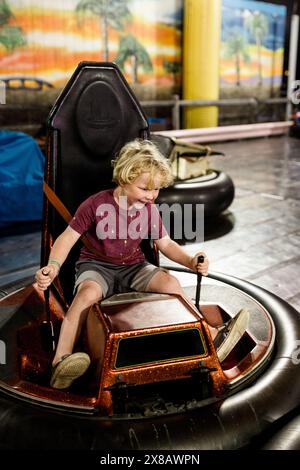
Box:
112;139;173;189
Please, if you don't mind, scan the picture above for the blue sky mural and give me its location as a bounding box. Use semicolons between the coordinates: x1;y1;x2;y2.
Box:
221;0;287;90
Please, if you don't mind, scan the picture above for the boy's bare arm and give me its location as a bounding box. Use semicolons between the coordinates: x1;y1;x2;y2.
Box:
155;236;209;275
47;226;81;267
35;226;81;289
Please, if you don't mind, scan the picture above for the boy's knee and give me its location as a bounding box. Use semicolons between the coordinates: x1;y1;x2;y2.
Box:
76;280;103;306
150;271;183;295
163;275;182;295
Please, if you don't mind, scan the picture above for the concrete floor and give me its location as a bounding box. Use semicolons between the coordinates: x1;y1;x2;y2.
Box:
1;134;300;313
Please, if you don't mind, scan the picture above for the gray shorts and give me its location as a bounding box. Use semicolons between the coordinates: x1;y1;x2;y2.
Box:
74;260;168;297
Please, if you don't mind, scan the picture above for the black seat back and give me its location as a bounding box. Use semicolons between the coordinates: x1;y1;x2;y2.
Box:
42;62;150;303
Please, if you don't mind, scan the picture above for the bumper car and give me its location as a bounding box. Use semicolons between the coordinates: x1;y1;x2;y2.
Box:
0;62;300;450
152;134;234;221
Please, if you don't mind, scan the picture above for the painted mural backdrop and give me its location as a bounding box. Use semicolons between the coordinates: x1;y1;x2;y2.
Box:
221;0;287;98
0;0;182;98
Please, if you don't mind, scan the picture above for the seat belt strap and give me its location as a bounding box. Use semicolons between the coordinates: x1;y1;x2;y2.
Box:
43;181;72;224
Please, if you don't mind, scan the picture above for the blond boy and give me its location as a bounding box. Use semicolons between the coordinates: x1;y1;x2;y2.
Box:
36;139;247;389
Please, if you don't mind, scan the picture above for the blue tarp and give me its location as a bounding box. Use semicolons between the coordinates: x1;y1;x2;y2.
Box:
0;131;44;227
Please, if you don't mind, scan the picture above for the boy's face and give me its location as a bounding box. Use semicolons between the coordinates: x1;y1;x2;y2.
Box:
121;172;162;209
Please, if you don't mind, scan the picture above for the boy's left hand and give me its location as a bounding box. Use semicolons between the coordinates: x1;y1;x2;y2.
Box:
191;252;209;276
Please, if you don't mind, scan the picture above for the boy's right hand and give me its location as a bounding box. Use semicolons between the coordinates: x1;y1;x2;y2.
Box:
35;265;58;290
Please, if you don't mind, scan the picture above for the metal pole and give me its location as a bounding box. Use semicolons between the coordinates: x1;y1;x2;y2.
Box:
140;97;289;130
172;94;180;129
286;12;299;120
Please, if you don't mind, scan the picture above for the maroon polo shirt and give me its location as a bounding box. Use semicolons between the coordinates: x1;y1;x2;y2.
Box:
69;189;167;264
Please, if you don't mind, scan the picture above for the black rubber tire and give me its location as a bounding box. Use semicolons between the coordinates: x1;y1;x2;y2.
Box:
261;413;300;449
157;171;235;218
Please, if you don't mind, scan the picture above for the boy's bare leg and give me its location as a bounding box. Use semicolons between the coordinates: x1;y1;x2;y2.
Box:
145;270;184;296
145;270;218;338
52;280;102;366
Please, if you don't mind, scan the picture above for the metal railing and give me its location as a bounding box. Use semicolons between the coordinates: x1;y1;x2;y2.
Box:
141;95;290;130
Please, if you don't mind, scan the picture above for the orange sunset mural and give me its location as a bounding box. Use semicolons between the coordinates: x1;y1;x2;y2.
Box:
0;0;288;129
0;0;183;97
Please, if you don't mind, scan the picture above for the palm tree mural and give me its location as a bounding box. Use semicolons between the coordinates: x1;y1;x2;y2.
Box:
115;34;153;84
163;60;181;85
0;0;10;25
223;29;250;86
244;11;268;86
0;0;26;53
76;0;131;61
